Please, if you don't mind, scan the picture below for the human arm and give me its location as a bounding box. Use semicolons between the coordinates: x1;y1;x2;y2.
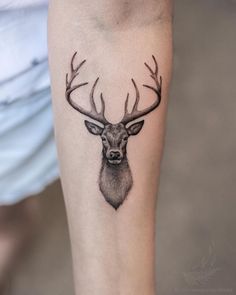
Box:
48;1;173;294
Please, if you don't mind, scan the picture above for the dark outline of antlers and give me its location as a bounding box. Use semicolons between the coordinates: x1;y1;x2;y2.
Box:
121;55;162;125
65;52;109;125
65;53;162;126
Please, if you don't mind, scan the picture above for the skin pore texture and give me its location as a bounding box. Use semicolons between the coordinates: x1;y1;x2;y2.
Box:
58;0;173;33
48;0;172;294
89;0;172;31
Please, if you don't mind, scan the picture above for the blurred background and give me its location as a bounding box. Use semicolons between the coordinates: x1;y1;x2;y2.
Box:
6;0;236;294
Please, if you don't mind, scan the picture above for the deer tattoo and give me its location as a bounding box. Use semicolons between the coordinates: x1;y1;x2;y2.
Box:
65;52;162;209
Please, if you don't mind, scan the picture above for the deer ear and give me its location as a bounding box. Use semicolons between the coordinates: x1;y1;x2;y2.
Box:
84;120;103;135
127;120;144;136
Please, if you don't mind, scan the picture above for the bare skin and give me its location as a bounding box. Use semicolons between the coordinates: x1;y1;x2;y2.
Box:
48;0;172;294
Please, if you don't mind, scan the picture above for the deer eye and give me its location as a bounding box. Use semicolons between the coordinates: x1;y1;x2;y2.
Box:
123;136;128;141
101;137;107;142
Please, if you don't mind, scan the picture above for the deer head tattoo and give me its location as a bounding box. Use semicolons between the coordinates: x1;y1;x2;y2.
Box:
65;52;162;209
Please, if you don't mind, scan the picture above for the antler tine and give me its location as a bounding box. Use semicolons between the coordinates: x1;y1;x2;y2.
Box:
152;55;158;75
100;93;106;116
121;55;162;125
65;53;88;96
90;78;99;112
124;93;129;115
87;78;109;124
71;51;77;72
66;82;89;97
144;55;158;76
66;52;87;90
131;79;140;111
65;52;109;125
144;55;161;92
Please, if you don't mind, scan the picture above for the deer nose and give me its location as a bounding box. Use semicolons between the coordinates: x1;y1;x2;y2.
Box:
109;151;121;160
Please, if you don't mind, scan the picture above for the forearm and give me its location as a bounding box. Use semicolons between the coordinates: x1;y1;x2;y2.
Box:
48;1;172;294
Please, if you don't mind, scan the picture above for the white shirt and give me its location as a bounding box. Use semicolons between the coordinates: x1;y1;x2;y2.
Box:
0;0;49;103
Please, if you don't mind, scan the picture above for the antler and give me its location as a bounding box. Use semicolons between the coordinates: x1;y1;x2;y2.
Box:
65;52;109;125
121;55;162;125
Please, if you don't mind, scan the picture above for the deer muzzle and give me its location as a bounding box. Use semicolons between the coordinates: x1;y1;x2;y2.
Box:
107;150;122;165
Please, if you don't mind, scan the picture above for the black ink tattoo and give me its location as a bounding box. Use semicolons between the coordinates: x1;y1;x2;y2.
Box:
65;52;162;209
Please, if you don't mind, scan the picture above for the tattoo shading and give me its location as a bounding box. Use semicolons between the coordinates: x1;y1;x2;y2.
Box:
65;52;162;209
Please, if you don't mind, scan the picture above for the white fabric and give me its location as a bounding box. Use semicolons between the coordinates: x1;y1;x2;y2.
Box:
0;89;59;205
0;0;59;205
0;1;49;103
0;0;47;10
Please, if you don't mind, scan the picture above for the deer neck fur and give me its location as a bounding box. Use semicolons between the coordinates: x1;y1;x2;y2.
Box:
99;155;133;210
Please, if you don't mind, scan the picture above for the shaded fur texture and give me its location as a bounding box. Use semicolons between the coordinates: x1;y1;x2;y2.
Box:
99;156;133;209
65;53;162;209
